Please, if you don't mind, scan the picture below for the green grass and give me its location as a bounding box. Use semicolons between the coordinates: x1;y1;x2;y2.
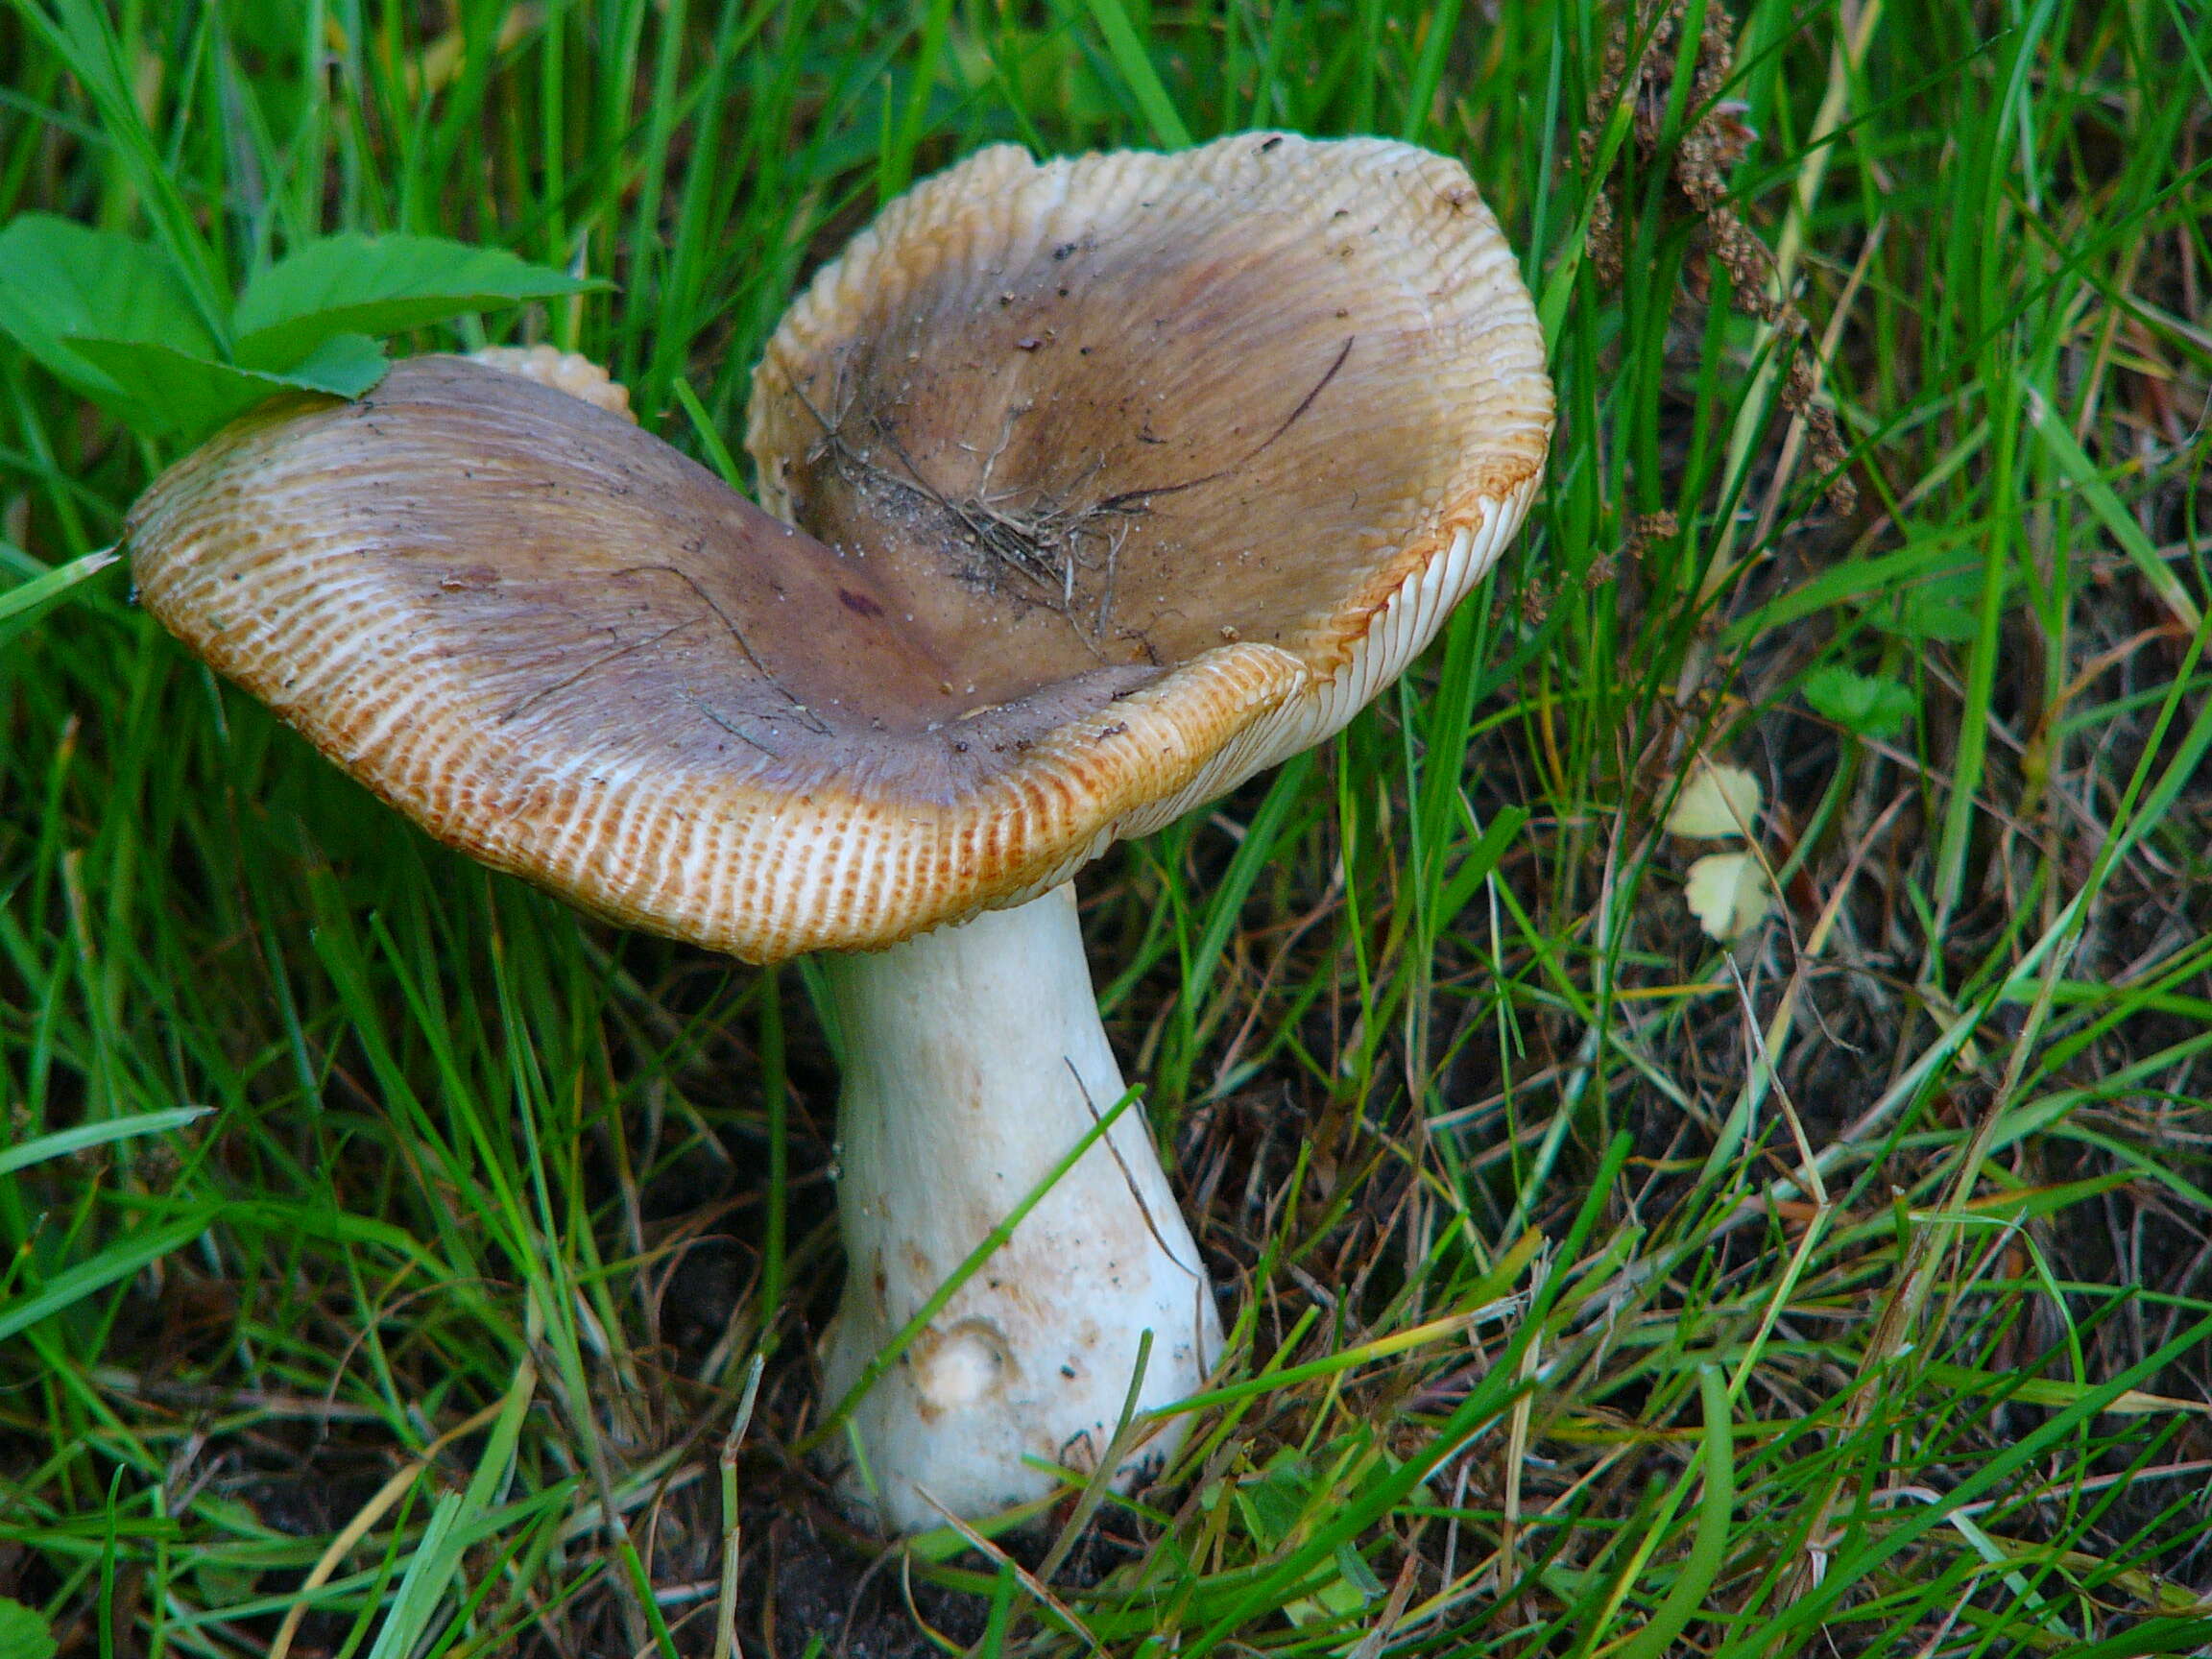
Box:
5;0;2212;1654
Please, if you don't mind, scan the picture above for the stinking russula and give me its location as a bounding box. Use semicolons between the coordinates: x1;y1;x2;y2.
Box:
126;132;1551;1532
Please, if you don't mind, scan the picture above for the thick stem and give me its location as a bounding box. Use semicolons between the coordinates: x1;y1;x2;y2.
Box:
819;882;1221;1533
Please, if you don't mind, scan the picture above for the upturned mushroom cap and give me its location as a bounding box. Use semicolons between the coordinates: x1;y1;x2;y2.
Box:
126;133;1549;964
748;130;1551;770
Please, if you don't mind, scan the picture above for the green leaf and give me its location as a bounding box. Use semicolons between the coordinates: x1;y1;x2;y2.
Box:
0;214;221;415
1886;563;1993;642
1611;1366;1735;1659
62;333;388;441
233;234;601;370
9;4;230;346
0;1599;57;1659
282;332;397;397
1333;1539;1382;1598
1232;1455;1310;1550
0;219;584;439
1803;665;1915;740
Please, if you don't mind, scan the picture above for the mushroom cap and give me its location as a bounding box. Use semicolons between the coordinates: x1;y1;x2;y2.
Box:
127;133;1549;964
750;134;1550;709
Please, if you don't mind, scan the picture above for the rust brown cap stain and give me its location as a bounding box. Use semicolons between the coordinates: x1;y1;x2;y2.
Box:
129;133;1551;963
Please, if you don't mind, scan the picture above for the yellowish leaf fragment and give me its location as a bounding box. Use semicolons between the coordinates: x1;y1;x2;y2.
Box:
1666;760;1763;839
1685;852;1773;940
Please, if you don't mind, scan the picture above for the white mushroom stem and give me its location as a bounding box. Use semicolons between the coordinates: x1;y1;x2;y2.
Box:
818;881;1222;1533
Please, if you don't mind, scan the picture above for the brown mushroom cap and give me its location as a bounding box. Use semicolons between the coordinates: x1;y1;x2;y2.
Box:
749;132;1551;719
127;133;1549;963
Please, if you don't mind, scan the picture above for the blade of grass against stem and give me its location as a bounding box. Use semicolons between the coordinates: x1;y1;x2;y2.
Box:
878;0;955;203
796;1084;1149;1457
1032;1331;1154;1586
1397;0;1462;145
1158;752;1315;1104
2024;383;2203;632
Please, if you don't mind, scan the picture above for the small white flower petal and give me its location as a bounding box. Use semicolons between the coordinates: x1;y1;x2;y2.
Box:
1666;759;1763;840
1685;852;1774;940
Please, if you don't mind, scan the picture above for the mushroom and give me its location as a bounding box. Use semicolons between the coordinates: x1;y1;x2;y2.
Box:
125;132;1551;1535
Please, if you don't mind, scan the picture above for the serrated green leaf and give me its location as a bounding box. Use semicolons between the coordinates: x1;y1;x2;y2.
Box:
233;234;601;370
1803;665;1916;740
9;5;230;346
0;214;220;413
0;1599;57;1659
62;334;387;441
279;332;394;396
